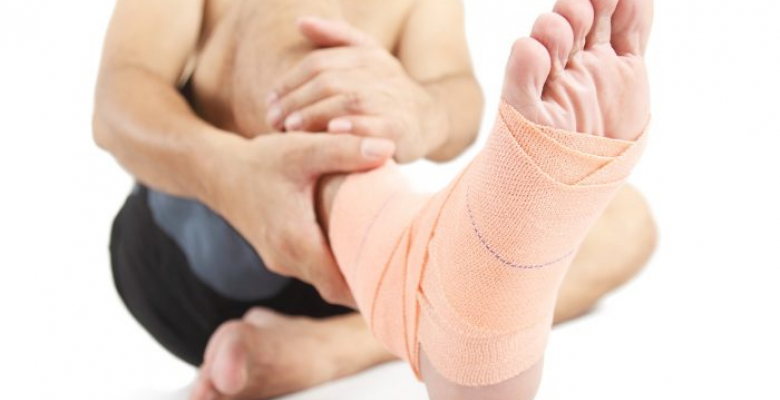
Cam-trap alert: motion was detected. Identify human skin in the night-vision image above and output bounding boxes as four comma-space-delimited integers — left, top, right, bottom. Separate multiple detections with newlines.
193, 0, 657, 397
312, 0, 656, 398
93, 0, 483, 307
96, 0, 660, 398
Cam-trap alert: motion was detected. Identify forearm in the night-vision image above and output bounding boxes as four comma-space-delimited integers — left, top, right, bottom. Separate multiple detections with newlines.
423, 72, 484, 162
93, 66, 241, 204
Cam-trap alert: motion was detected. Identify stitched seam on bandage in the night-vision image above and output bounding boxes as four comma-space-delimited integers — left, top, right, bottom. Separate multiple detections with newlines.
466, 184, 577, 270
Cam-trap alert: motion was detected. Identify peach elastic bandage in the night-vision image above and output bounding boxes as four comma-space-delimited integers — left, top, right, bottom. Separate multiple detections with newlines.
329, 100, 648, 386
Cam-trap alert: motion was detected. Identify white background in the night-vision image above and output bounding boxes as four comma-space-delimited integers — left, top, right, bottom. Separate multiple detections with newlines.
1, 0, 779, 399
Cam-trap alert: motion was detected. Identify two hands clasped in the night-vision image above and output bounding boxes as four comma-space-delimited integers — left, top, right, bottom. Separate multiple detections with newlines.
210, 17, 447, 306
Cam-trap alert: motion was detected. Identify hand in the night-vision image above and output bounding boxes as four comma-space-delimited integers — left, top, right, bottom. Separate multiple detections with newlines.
265, 17, 448, 164
207, 132, 395, 307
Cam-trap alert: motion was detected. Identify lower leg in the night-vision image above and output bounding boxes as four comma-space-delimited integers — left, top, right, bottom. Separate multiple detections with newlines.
320, 179, 658, 327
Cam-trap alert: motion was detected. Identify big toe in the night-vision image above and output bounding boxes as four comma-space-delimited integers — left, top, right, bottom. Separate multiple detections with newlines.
611, 0, 654, 55
210, 322, 251, 396
502, 37, 551, 119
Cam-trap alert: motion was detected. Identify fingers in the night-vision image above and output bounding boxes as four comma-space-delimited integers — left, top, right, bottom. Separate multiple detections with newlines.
259, 204, 358, 308
297, 16, 377, 48
283, 91, 372, 132
289, 133, 395, 175
268, 70, 348, 130
298, 232, 356, 307
328, 115, 397, 138
267, 47, 364, 106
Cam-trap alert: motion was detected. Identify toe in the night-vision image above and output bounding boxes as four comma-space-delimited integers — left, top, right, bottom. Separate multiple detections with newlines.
585, 0, 619, 48
531, 13, 575, 75
611, 0, 654, 55
243, 307, 284, 327
553, 0, 594, 54
190, 372, 220, 400
503, 37, 551, 110
211, 323, 250, 396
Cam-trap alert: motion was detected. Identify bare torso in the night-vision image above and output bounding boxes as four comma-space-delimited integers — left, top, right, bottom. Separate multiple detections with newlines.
189, 0, 415, 138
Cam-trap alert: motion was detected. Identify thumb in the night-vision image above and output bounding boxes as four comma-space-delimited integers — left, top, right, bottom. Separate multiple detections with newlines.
294, 133, 395, 176
297, 16, 377, 47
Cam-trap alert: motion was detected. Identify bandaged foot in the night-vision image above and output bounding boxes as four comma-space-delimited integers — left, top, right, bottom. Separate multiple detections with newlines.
329, 0, 653, 387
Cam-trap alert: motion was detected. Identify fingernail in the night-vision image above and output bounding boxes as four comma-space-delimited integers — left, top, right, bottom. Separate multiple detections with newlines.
361, 138, 395, 159
266, 91, 278, 106
285, 113, 303, 131
267, 105, 282, 126
329, 119, 352, 133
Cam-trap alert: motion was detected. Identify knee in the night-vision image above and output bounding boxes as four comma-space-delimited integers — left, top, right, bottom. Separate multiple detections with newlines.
572, 185, 658, 292
610, 185, 658, 272
590, 185, 658, 289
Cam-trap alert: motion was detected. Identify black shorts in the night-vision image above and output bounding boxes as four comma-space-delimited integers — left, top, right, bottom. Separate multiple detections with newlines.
109, 186, 352, 366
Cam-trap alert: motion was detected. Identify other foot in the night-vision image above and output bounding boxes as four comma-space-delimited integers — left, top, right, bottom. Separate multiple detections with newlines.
189, 308, 393, 400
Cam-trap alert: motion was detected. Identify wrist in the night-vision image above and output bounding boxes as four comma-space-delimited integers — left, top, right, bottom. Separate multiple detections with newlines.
190, 128, 247, 212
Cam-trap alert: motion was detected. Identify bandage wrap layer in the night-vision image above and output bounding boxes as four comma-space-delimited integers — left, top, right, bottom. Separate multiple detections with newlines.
330, 101, 647, 386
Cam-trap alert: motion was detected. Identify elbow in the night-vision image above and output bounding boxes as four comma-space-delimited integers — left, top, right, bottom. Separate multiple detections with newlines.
91, 77, 117, 153
92, 110, 111, 151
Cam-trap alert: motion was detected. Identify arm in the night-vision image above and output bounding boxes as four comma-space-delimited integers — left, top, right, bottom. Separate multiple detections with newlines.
93, 0, 232, 202
93, 0, 395, 306
395, 0, 484, 162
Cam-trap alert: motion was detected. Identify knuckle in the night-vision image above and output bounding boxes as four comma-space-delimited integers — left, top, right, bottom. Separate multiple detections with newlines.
279, 143, 304, 169
305, 53, 327, 73
316, 74, 339, 96
300, 138, 320, 161
296, 109, 311, 127
344, 91, 365, 113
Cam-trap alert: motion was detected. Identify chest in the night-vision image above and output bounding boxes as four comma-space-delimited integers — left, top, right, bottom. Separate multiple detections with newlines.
202, 0, 413, 51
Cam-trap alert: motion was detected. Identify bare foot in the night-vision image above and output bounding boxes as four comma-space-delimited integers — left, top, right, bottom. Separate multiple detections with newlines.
189, 308, 394, 400
503, 0, 653, 140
